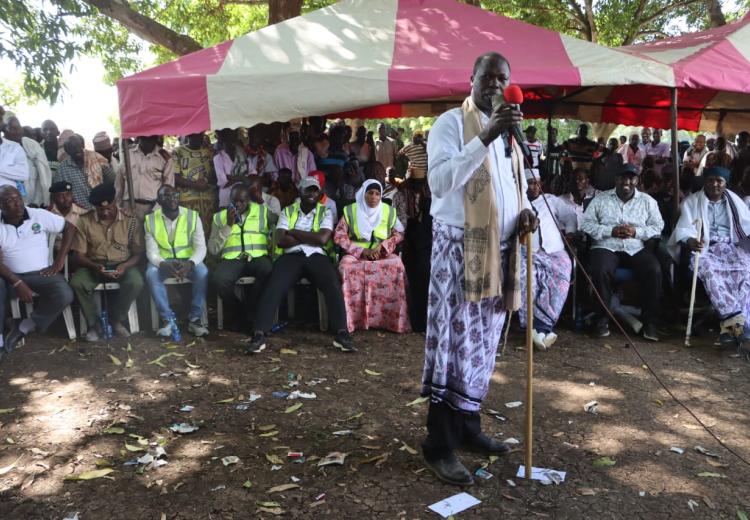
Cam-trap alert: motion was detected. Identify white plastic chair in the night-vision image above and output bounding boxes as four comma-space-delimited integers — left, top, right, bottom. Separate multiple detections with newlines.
5, 233, 77, 342
9, 293, 77, 341
78, 283, 140, 335
149, 277, 209, 331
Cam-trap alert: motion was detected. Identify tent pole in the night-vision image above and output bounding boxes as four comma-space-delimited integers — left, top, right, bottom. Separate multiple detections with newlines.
670, 88, 680, 223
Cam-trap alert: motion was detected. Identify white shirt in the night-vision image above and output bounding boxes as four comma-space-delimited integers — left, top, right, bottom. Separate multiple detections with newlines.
644, 141, 671, 159
0, 208, 65, 273
428, 108, 530, 241
20, 137, 52, 207
145, 207, 207, 267
528, 194, 577, 254
581, 189, 664, 256
523, 139, 544, 169
277, 204, 333, 257
261, 192, 282, 216
0, 138, 29, 187
248, 152, 278, 182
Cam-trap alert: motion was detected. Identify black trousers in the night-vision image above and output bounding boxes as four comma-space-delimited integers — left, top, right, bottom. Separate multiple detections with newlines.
422, 401, 483, 462
211, 256, 273, 324
255, 252, 347, 334
588, 247, 662, 326
403, 242, 431, 332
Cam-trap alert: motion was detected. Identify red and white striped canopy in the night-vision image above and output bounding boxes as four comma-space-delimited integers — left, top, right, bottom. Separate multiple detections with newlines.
520, 15, 750, 133
117, 0, 674, 137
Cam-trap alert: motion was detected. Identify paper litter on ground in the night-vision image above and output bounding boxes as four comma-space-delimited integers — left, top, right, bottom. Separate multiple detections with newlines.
505, 401, 523, 408
516, 465, 567, 485
428, 492, 481, 518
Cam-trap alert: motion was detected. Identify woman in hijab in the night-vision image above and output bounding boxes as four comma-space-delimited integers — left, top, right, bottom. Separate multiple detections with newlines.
333, 179, 410, 333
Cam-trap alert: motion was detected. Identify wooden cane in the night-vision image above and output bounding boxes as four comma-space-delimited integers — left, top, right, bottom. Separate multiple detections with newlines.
524, 232, 534, 479
685, 219, 703, 347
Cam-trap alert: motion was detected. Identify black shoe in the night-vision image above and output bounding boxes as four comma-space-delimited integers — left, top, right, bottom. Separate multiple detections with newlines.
642, 323, 659, 342
595, 322, 610, 338
464, 434, 512, 456
424, 452, 474, 486
4, 325, 25, 353
0, 346, 6, 363
244, 332, 267, 354
333, 331, 357, 353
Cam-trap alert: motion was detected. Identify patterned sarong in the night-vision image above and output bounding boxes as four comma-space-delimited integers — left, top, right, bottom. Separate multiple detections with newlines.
519, 249, 572, 333
421, 221, 508, 413
695, 240, 750, 322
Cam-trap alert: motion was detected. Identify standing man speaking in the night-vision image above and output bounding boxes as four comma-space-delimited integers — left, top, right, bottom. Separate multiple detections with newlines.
420, 52, 537, 486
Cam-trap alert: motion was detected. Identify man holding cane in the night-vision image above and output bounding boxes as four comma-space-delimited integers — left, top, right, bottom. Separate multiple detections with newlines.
420, 52, 537, 486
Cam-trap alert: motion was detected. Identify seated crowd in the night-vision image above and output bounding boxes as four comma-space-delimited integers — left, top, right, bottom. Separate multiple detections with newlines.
521, 123, 750, 359
0, 101, 748, 361
0, 107, 433, 361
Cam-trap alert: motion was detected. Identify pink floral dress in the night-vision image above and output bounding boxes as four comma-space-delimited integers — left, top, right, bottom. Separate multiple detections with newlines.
333, 218, 411, 333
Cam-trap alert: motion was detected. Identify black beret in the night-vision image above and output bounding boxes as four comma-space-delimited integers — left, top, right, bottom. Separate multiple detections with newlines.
88, 183, 116, 207
49, 181, 72, 193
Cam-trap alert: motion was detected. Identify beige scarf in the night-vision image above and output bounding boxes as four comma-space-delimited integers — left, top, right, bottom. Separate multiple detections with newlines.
462, 96, 523, 309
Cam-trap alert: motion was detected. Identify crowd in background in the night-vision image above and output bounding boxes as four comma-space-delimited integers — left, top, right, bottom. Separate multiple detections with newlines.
0, 100, 748, 359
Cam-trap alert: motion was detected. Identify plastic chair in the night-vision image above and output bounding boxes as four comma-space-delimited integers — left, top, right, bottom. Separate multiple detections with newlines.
287, 278, 328, 332
216, 276, 257, 330
78, 283, 140, 335
150, 277, 208, 331
9, 293, 77, 341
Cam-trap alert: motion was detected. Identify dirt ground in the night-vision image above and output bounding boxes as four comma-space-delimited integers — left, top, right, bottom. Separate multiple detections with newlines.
1, 314, 749, 520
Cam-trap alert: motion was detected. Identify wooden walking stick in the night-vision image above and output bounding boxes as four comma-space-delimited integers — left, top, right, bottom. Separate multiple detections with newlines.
524, 232, 534, 479
685, 219, 703, 347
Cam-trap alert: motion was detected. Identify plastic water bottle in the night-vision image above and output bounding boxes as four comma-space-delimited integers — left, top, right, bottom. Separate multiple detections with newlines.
270, 321, 288, 333
99, 311, 113, 340
15, 181, 27, 198
169, 316, 182, 343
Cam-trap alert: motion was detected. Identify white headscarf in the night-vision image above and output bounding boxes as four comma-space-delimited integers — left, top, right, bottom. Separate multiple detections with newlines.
355, 179, 384, 240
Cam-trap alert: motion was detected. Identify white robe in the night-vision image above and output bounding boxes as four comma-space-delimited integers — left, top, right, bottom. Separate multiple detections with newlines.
668, 188, 750, 260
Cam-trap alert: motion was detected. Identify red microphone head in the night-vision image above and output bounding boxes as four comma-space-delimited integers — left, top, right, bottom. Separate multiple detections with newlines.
504, 84, 524, 105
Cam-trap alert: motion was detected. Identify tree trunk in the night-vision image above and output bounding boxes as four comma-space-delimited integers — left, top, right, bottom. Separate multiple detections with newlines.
268, 0, 304, 25
83, 0, 202, 56
705, 0, 726, 27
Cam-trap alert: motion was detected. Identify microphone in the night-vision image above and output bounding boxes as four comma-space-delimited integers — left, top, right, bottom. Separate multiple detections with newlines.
502, 84, 532, 165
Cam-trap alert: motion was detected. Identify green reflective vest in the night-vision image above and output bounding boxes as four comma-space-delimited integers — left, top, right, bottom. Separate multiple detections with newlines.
343, 202, 397, 250
145, 207, 198, 260
213, 203, 269, 259
275, 202, 334, 259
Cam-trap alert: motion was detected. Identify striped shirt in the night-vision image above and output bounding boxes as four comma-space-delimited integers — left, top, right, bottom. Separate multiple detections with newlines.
399, 142, 428, 170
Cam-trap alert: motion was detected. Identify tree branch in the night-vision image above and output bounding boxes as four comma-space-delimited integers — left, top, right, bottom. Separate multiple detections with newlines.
637, 0, 703, 27
81, 0, 202, 55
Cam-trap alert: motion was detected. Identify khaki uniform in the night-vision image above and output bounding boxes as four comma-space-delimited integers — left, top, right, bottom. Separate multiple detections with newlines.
70, 207, 145, 326
116, 145, 175, 221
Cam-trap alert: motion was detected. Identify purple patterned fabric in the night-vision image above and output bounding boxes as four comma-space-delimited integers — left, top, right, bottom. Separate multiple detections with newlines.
519, 249, 572, 332
421, 220, 507, 413
695, 240, 750, 321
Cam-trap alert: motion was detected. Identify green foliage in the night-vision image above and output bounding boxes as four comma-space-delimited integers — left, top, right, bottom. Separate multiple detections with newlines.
0, 0, 742, 105
0, 0, 92, 102
479, 0, 740, 45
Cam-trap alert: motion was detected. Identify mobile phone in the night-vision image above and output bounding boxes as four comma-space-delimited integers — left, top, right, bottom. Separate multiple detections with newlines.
102, 269, 118, 274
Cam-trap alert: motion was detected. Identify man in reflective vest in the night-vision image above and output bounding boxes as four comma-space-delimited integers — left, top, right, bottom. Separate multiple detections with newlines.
208, 183, 272, 330
246, 177, 355, 354
144, 185, 209, 337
